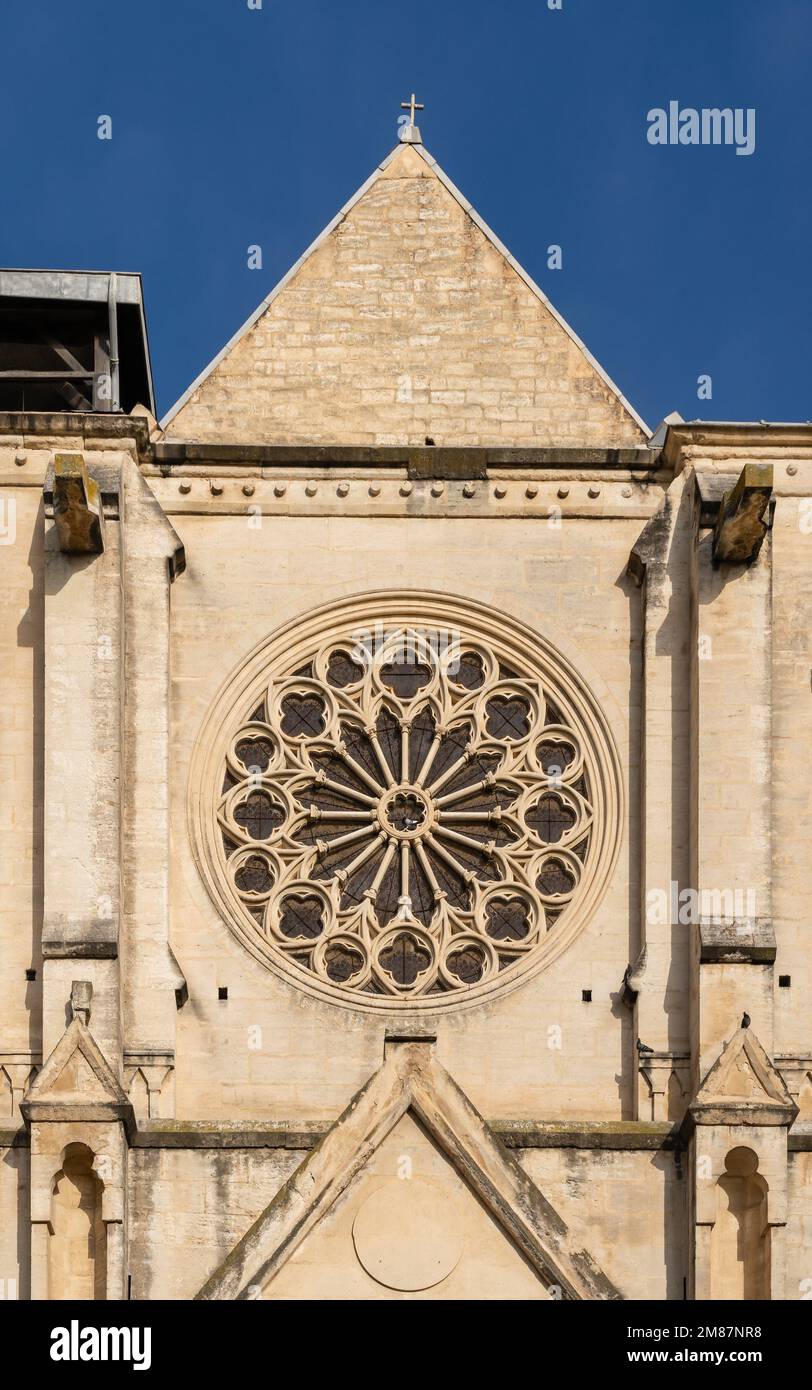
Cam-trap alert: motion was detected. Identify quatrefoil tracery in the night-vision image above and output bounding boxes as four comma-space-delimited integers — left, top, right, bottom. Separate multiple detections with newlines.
216, 626, 594, 999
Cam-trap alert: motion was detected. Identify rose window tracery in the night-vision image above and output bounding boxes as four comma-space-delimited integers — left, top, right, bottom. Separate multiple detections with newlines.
192, 592, 624, 1012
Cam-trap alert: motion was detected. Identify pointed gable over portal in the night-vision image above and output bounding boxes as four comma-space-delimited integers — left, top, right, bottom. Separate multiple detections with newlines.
195, 1041, 620, 1301
163, 140, 648, 447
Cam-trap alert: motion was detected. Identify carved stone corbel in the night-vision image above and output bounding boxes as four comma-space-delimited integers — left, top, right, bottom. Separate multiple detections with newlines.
712, 463, 773, 565
52, 453, 105, 553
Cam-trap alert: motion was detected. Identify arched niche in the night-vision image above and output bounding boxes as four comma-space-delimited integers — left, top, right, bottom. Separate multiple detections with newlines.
710, 1146, 770, 1300
48, 1142, 107, 1300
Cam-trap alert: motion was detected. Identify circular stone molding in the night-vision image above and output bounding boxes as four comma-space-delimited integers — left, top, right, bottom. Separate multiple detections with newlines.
188, 591, 623, 1013
352, 1178, 464, 1291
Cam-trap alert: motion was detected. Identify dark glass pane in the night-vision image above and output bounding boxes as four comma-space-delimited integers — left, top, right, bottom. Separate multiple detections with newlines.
376, 858, 401, 926
448, 818, 517, 847
325, 944, 363, 982
313, 837, 380, 882
426, 849, 470, 910
376, 706, 401, 780
297, 783, 360, 812
295, 818, 366, 847
280, 693, 326, 737
441, 840, 503, 882
537, 740, 574, 776
338, 721, 381, 784
485, 696, 530, 740
447, 946, 486, 984
340, 852, 381, 910
380, 659, 431, 699
446, 782, 516, 813
525, 794, 576, 843
426, 722, 471, 785
310, 751, 370, 795
234, 792, 285, 840
453, 651, 485, 689
327, 649, 364, 688
536, 860, 576, 896
279, 895, 324, 939
387, 791, 427, 833
234, 855, 274, 894
439, 751, 502, 797
379, 933, 431, 985
235, 735, 275, 772
408, 854, 435, 927
485, 897, 530, 941
408, 706, 436, 782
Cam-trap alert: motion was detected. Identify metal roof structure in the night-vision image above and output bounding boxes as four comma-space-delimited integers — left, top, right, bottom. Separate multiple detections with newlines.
0, 268, 155, 415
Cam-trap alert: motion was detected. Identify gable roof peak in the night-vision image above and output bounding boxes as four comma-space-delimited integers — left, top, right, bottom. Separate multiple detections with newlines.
196, 1040, 619, 1301
22, 1016, 131, 1122
162, 138, 648, 445
691, 1024, 797, 1127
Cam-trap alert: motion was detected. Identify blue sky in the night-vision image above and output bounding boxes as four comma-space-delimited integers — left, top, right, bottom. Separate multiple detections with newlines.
2, 0, 809, 429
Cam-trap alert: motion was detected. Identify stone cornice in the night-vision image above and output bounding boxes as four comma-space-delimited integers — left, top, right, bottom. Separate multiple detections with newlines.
663, 420, 812, 469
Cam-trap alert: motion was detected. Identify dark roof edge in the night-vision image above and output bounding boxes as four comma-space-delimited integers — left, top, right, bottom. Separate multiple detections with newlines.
151, 442, 657, 471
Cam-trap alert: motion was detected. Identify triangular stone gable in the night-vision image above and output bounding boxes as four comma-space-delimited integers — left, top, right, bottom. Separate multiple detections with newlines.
265, 1111, 549, 1299
691, 1026, 798, 1126
163, 141, 647, 448
24, 1017, 128, 1109
195, 1042, 620, 1301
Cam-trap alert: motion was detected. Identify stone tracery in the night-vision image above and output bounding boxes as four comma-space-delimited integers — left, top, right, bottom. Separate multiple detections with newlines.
198, 600, 621, 1007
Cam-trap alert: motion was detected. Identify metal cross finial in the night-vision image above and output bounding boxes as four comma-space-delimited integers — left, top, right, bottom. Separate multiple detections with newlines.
401, 92, 424, 126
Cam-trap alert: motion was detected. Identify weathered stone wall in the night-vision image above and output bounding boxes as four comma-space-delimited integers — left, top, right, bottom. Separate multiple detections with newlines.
0, 459, 45, 1064
786, 1150, 812, 1300
127, 1134, 679, 1300
164, 145, 646, 449
127, 1144, 301, 1300
3, 409, 812, 1300
519, 1145, 687, 1300
0, 1138, 29, 1298
165, 494, 658, 1123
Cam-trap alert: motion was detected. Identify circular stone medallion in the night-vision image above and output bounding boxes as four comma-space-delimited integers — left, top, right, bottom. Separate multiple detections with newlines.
352, 1178, 464, 1291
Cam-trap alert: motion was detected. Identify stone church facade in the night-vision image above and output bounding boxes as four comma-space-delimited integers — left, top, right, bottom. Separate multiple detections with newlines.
2, 125, 811, 1301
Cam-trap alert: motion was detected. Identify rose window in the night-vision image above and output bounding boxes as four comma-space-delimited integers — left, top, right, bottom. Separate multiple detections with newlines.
190, 595, 622, 1010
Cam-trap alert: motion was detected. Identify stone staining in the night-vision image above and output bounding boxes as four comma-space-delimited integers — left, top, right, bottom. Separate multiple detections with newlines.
213, 615, 595, 1002
48, 1144, 106, 1301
